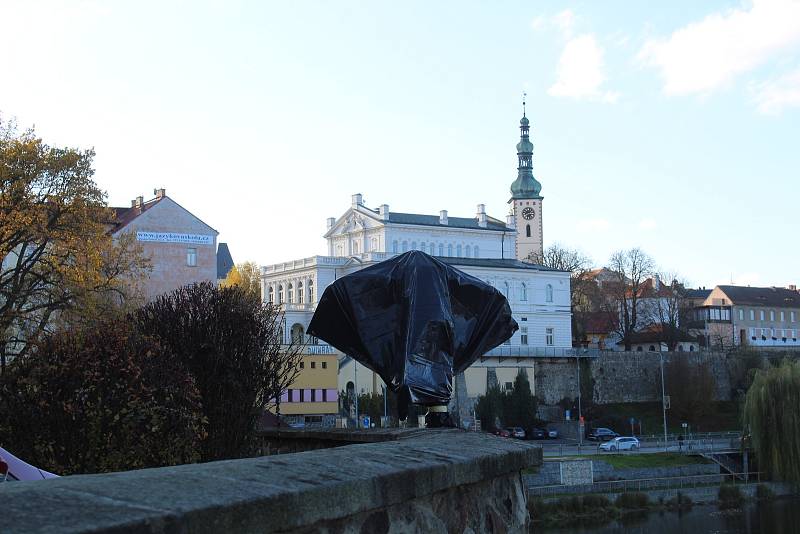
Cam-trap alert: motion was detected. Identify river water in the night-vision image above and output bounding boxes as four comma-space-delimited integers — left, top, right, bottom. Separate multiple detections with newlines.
540, 498, 800, 534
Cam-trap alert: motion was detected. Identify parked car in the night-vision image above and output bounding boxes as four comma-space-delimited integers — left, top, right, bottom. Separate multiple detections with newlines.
599, 436, 640, 452
494, 429, 511, 438
547, 428, 559, 439
527, 427, 547, 440
587, 428, 620, 441
506, 427, 526, 439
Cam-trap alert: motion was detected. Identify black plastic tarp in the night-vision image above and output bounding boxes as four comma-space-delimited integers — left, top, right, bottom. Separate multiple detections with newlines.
307, 251, 518, 413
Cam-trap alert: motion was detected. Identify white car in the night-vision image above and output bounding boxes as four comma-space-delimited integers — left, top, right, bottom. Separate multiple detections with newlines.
599, 436, 640, 452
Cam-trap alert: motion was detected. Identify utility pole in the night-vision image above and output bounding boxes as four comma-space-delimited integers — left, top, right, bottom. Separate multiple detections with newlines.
659, 352, 668, 451
576, 354, 583, 445
354, 359, 359, 424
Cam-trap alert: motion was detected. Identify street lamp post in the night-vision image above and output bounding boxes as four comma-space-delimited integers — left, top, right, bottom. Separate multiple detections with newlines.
659, 352, 668, 451
576, 354, 583, 445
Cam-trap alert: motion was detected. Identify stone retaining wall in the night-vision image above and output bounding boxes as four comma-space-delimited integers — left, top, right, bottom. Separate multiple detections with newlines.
2, 430, 542, 534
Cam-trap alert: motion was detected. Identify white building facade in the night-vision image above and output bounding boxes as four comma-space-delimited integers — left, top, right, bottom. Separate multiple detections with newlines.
262, 109, 574, 419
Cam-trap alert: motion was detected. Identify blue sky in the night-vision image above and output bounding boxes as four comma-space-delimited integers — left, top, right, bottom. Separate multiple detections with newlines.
1, 1, 798, 288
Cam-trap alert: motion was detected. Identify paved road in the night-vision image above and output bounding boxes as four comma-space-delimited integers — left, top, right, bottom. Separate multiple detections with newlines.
537, 437, 738, 457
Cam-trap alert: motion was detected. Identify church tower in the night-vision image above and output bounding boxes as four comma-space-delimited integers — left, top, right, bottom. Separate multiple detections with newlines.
509, 97, 543, 261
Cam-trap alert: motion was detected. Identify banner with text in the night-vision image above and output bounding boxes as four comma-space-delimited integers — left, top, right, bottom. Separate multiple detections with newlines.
136, 231, 213, 245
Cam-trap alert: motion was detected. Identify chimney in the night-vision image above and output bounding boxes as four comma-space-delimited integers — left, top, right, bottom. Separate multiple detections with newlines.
506, 214, 516, 228
154, 188, 166, 199
351, 193, 363, 208
326, 217, 335, 230
439, 210, 448, 225
789, 284, 797, 292
135, 196, 144, 209
477, 204, 487, 228
378, 204, 390, 220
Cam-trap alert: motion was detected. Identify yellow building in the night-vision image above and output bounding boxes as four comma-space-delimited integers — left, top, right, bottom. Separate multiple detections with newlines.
278, 352, 339, 426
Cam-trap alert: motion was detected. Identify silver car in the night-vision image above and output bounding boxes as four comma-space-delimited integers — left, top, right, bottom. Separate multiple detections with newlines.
599, 436, 640, 452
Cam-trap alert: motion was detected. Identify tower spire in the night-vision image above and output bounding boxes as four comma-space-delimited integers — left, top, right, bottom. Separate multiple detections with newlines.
509, 98, 542, 201
522, 91, 527, 118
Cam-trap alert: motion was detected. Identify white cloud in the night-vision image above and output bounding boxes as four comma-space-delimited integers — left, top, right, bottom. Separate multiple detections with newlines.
548, 34, 618, 102
553, 9, 575, 38
531, 15, 546, 31
751, 68, 800, 113
576, 217, 611, 232
639, 0, 800, 96
638, 218, 657, 230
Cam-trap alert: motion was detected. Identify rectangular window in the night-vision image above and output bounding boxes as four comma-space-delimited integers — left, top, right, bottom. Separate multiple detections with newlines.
310, 389, 316, 402
322, 389, 327, 402
770, 310, 775, 321
322, 361, 327, 369
187, 247, 197, 266
504, 382, 513, 391
781, 311, 785, 322
738, 309, 744, 321
546, 327, 554, 346
299, 362, 304, 369
310, 361, 316, 369
750, 309, 755, 321
792, 311, 797, 322
520, 327, 528, 345
760, 310, 765, 321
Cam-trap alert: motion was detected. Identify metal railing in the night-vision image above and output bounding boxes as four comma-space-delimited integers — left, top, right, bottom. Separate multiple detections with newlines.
527, 471, 764, 497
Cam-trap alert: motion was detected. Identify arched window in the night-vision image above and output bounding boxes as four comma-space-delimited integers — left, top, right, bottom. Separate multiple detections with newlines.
429, 243, 435, 255
465, 245, 471, 258
526, 224, 531, 237
438, 243, 444, 256
689, 345, 695, 352
474, 246, 479, 258
447, 244, 453, 256
649, 345, 656, 352
456, 244, 462, 257
546, 284, 553, 303
636, 346, 643, 352
278, 284, 284, 304
336, 244, 343, 256
291, 323, 305, 344
298, 281, 304, 304
521, 283, 527, 301
678, 345, 684, 352
308, 279, 314, 302
504, 281, 510, 298
392, 241, 398, 253
402, 241, 408, 252
268, 286, 274, 303
287, 283, 294, 303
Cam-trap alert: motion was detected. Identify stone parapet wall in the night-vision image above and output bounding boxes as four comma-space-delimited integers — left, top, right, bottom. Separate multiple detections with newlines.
3, 430, 542, 534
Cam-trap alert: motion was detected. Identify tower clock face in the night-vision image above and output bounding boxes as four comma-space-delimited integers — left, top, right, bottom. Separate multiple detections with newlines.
522, 207, 535, 220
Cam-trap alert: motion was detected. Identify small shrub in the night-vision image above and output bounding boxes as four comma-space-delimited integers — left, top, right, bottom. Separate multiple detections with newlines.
666, 491, 693, 510
718, 484, 745, 509
756, 484, 775, 501
615, 492, 650, 509
528, 497, 545, 518
582, 494, 612, 510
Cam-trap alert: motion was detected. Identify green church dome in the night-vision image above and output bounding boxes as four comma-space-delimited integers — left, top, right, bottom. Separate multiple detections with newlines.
510, 110, 542, 200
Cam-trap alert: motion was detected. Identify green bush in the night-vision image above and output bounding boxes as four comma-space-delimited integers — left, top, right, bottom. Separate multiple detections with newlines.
756, 484, 775, 501
718, 484, 745, 509
615, 492, 649, 509
0, 319, 204, 475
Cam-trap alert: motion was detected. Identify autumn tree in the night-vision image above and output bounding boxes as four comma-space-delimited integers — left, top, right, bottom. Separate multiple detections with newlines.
602, 248, 655, 351
651, 273, 689, 351
528, 243, 596, 344
135, 282, 302, 460
0, 318, 204, 474
664, 355, 716, 424
0, 119, 149, 371
221, 261, 262, 299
